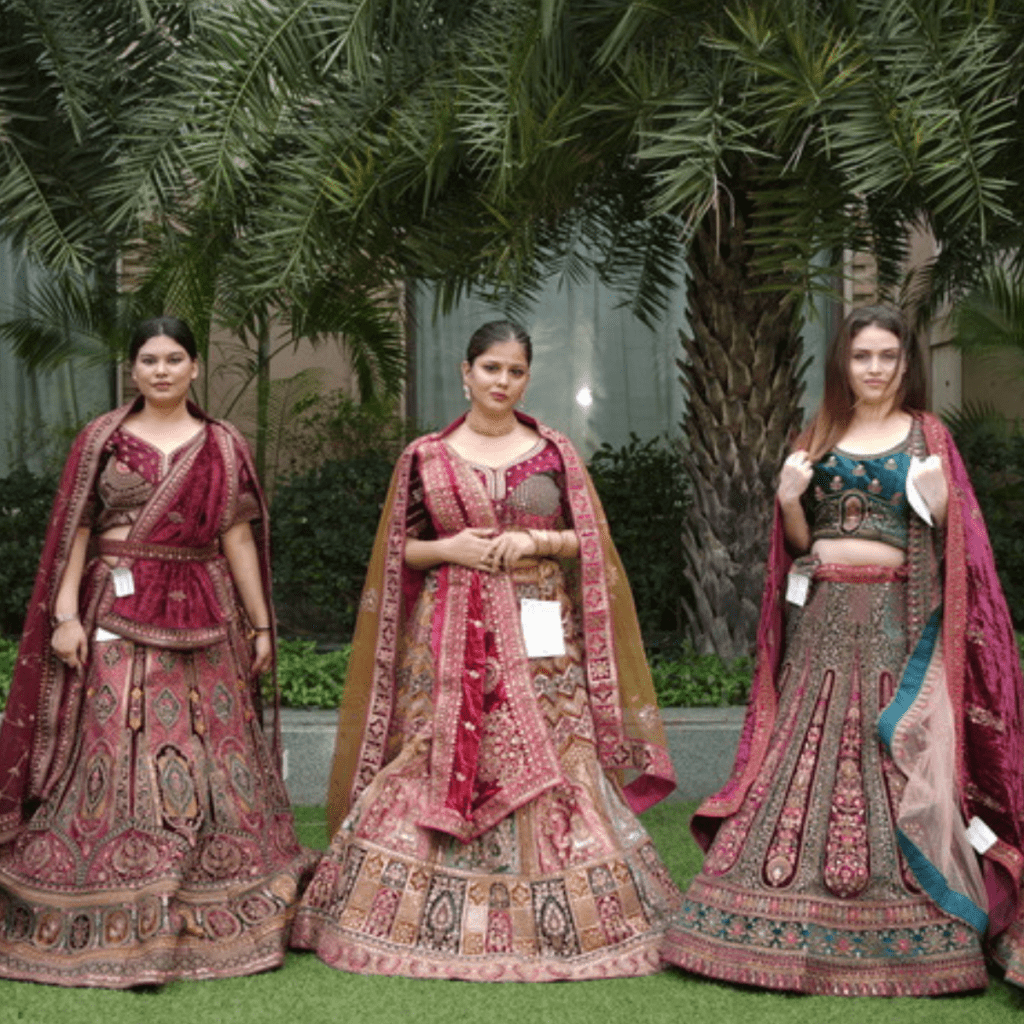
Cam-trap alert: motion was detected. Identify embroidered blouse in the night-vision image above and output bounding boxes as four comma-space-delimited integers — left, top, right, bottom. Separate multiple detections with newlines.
806, 431, 913, 551
406, 439, 570, 538
84, 426, 260, 533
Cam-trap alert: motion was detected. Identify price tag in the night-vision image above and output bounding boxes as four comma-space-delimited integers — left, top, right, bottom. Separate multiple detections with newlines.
786, 572, 810, 607
519, 598, 566, 658
906, 455, 940, 526
111, 566, 135, 598
966, 816, 998, 855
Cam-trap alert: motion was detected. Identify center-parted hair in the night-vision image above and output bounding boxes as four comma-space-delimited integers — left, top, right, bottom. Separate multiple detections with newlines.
798, 305, 926, 461
129, 316, 198, 363
465, 321, 532, 366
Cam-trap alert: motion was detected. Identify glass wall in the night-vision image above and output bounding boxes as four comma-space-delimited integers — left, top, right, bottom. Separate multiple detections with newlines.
0, 238, 114, 476
412, 276, 830, 457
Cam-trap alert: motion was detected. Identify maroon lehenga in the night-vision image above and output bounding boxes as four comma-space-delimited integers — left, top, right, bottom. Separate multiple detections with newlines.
0, 403, 314, 988
662, 413, 1024, 995
291, 417, 681, 980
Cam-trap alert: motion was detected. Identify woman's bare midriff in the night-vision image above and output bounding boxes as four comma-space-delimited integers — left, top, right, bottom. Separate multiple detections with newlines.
811, 537, 906, 568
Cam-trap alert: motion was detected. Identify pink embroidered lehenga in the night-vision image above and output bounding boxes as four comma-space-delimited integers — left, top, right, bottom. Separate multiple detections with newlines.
662, 413, 1024, 995
0, 402, 314, 988
291, 414, 681, 980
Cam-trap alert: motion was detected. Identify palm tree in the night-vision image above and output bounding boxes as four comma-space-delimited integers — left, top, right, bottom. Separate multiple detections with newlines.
6, 0, 1021, 655
578, 0, 1022, 655
107, 0, 1023, 656
0, 0, 406, 476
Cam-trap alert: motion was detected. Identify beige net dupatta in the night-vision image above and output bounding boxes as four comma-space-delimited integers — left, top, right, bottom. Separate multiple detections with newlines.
570, 462, 677, 812
878, 417, 989, 933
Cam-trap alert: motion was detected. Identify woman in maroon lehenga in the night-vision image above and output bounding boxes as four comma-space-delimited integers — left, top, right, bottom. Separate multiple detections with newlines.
291, 320, 681, 980
0, 317, 314, 987
663, 305, 1024, 995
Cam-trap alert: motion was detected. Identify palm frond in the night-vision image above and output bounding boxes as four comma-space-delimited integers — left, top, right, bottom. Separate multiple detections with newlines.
952, 264, 1024, 370
0, 271, 134, 370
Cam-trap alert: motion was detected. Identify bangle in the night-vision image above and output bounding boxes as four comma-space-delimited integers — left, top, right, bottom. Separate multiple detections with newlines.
252, 625, 272, 632
53, 612, 79, 626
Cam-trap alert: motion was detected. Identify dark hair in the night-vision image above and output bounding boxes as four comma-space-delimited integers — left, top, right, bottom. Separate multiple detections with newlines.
798, 304, 926, 460
129, 316, 198, 362
465, 320, 532, 366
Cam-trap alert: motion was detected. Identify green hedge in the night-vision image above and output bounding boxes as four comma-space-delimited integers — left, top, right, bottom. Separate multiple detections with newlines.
3, 634, 1023, 712
271, 639, 349, 708
0, 468, 57, 636
0, 634, 746, 710
268, 433, 690, 643
270, 452, 395, 641
650, 645, 752, 707
588, 434, 690, 635
0, 636, 351, 712
0, 637, 14, 710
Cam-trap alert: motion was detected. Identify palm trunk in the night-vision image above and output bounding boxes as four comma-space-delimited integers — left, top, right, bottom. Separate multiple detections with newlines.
679, 176, 806, 659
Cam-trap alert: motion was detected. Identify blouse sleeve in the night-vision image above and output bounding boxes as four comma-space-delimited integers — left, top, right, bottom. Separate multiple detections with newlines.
556, 467, 573, 527
406, 454, 435, 539
231, 451, 263, 525
81, 440, 116, 532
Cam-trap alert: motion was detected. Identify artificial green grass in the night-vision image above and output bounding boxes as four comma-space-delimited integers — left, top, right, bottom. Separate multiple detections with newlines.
2, 802, 1023, 1024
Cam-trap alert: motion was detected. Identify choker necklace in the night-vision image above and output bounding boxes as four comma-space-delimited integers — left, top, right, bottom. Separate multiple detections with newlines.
465, 413, 517, 438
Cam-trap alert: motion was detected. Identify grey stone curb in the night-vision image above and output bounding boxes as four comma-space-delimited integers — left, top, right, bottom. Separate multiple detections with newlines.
278, 705, 746, 807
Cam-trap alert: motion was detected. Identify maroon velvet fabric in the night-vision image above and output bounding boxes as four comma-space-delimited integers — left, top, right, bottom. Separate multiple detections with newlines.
937, 422, 1024, 849
690, 511, 789, 852
445, 573, 487, 818
106, 432, 230, 632
0, 411, 112, 840
924, 416, 1024, 934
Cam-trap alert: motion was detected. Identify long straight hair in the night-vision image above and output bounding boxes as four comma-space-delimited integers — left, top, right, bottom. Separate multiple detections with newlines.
796, 305, 926, 460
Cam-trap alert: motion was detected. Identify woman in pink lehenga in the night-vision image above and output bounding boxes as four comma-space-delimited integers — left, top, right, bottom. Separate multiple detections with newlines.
663, 305, 1024, 995
291, 320, 681, 980
0, 317, 314, 987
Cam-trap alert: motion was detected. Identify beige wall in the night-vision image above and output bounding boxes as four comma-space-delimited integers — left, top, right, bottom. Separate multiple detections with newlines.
963, 348, 1024, 419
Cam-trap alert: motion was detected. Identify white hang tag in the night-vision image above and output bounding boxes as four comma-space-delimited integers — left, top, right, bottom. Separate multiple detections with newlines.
94, 626, 121, 642
905, 455, 939, 526
966, 816, 998, 855
519, 598, 566, 658
110, 566, 136, 598
786, 572, 810, 607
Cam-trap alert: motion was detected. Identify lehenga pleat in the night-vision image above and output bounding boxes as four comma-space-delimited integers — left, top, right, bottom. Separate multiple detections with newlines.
662, 568, 988, 996
0, 633, 316, 988
291, 561, 681, 981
